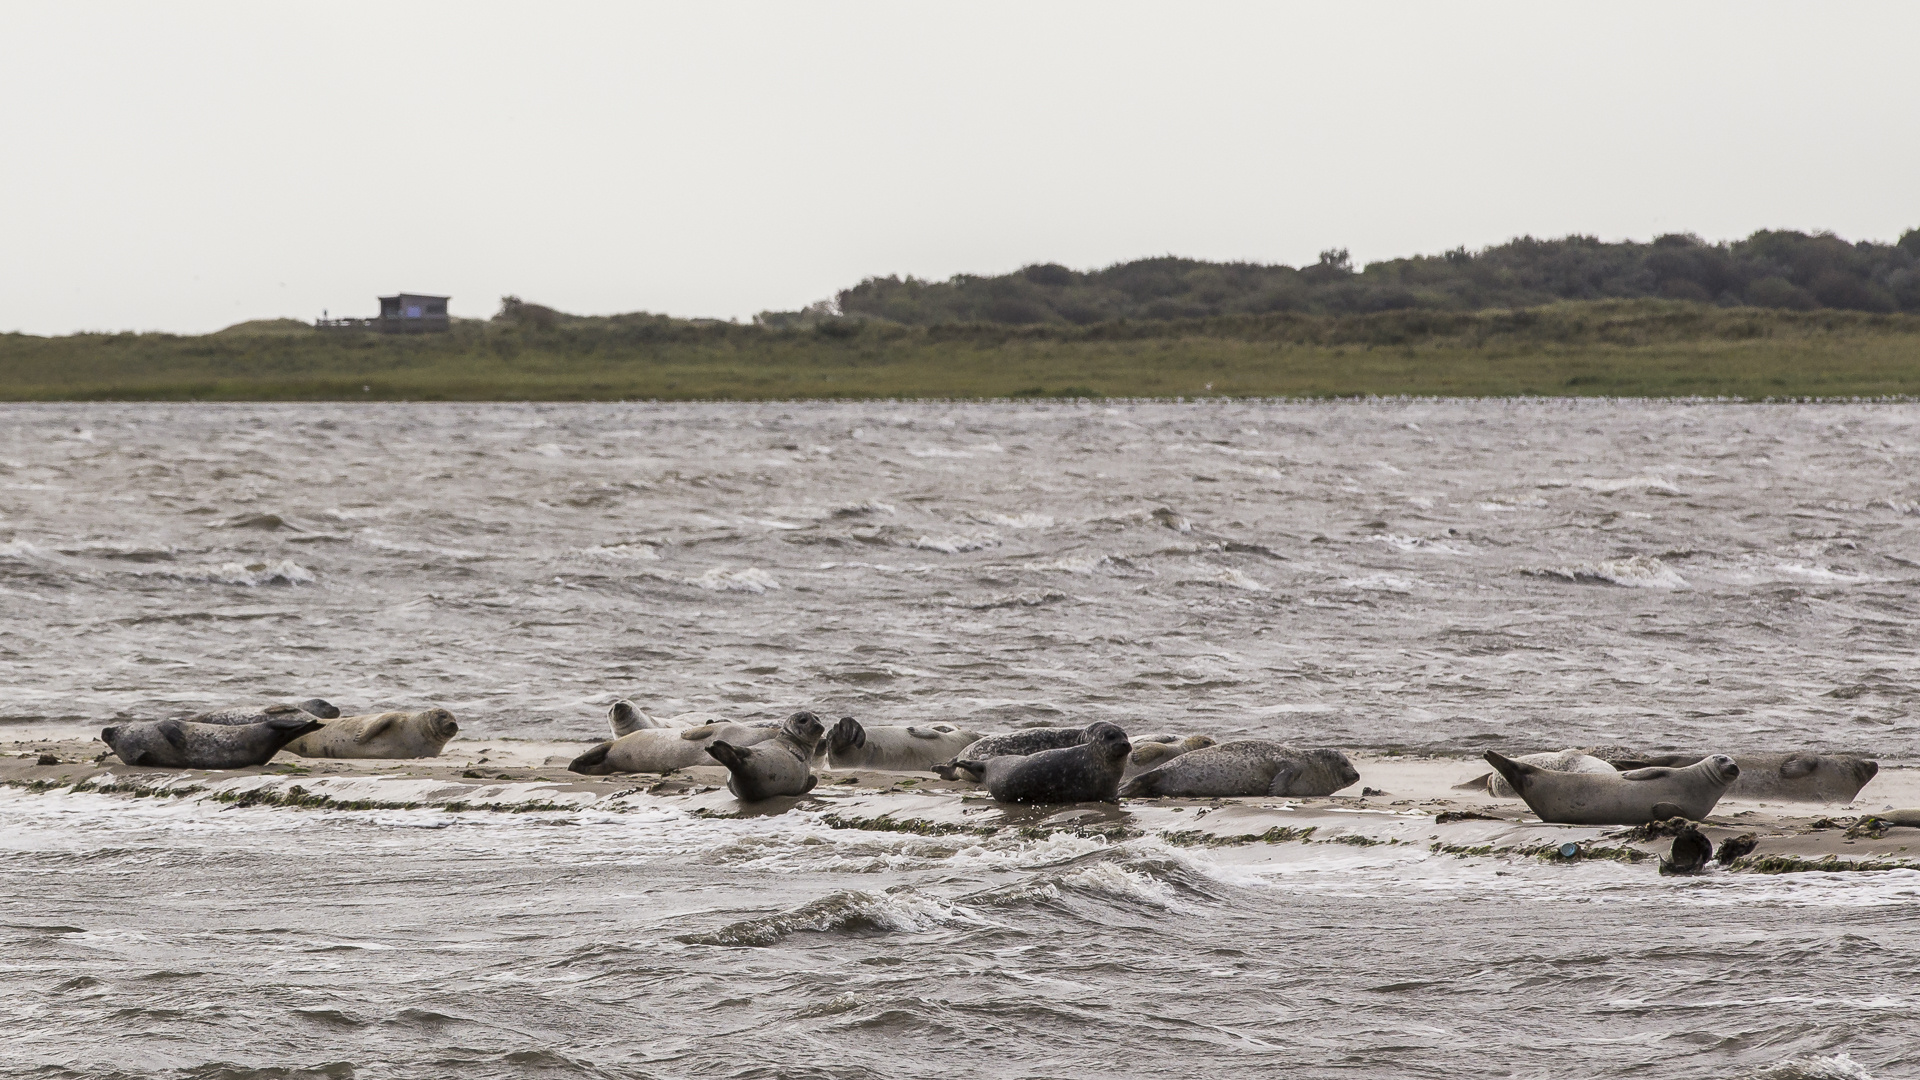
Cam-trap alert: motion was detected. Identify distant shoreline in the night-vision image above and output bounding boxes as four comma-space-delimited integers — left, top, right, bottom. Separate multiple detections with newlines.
4, 300, 1918, 401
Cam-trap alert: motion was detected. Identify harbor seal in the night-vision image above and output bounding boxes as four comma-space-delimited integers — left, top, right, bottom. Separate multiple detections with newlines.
1454, 749, 1618, 798
1121, 735, 1217, 781
187, 699, 341, 725
933, 726, 1098, 781
568, 721, 776, 775
282, 708, 458, 759
101, 715, 323, 769
948, 721, 1132, 804
1606, 752, 1878, 804
823, 717, 982, 771
605, 700, 734, 737
1119, 741, 1359, 799
1485, 750, 1738, 825
705, 711, 826, 801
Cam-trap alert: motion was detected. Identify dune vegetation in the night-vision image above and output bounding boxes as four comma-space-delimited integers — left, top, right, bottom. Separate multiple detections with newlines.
4, 299, 1920, 401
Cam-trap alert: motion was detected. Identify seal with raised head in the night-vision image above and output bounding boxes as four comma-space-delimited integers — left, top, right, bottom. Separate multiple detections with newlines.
705, 711, 826, 801
101, 715, 323, 769
283, 708, 459, 759
1486, 750, 1738, 825
186, 699, 341, 725
823, 717, 982, 772
1121, 734, 1217, 782
1120, 741, 1359, 799
569, 721, 777, 775
1607, 752, 1877, 804
948, 721, 1132, 804
605, 700, 733, 738
1454, 749, 1617, 798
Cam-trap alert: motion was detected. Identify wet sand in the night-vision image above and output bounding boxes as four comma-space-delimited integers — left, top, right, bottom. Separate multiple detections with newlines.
11, 737, 1918, 873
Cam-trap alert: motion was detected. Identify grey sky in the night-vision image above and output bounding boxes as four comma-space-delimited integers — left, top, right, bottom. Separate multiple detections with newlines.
3, 1, 1915, 335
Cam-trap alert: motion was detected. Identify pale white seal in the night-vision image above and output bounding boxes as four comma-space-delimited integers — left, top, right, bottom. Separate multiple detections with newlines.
823, 717, 982, 771
1485, 750, 1738, 825
283, 708, 459, 759
1455, 749, 1617, 798
1607, 752, 1878, 804
568, 722, 777, 775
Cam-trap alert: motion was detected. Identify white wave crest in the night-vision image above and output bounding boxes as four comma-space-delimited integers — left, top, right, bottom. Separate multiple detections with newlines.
572, 543, 661, 561
1576, 476, 1681, 495
677, 888, 981, 946
1342, 573, 1417, 592
981, 512, 1054, 529
909, 533, 999, 553
160, 560, 316, 586
1535, 555, 1688, 589
1369, 533, 1468, 555
0, 540, 48, 559
689, 566, 780, 593
1746, 1053, 1874, 1080
1188, 566, 1268, 591
1058, 862, 1180, 908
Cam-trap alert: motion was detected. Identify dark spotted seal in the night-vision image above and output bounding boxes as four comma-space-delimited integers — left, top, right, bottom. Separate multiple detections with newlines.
186, 699, 340, 725
101, 715, 323, 769
1487, 751, 1738, 825
1120, 741, 1359, 798
933, 726, 1100, 781
948, 721, 1131, 804
706, 711, 826, 801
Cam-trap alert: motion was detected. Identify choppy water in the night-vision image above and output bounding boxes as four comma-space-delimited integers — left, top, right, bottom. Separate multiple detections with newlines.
4, 400, 1920, 1078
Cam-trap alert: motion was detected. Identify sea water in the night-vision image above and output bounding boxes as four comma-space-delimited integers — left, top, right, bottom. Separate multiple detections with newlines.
2, 400, 1916, 1078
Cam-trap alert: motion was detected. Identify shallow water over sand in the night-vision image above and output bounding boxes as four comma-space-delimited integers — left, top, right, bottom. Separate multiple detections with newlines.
3, 400, 1918, 1078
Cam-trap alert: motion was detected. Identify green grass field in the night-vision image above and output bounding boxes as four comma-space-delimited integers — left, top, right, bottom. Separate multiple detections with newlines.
4, 300, 1919, 401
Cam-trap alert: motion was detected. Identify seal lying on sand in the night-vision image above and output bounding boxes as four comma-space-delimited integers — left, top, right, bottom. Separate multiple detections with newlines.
1120, 742, 1359, 798
1607, 752, 1877, 804
933, 725, 1127, 781
1454, 749, 1617, 798
947, 721, 1132, 804
824, 717, 981, 771
101, 715, 323, 769
569, 721, 778, 775
283, 708, 458, 759
605, 700, 734, 738
706, 711, 826, 800
1121, 735, 1217, 781
187, 699, 341, 725
1486, 750, 1738, 825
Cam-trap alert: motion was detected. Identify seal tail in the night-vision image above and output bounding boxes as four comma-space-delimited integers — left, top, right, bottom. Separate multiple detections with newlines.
1482, 751, 1530, 795
1451, 772, 1494, 791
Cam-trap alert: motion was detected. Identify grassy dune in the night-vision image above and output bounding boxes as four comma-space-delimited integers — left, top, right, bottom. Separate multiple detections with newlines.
4, 300, 1919, 401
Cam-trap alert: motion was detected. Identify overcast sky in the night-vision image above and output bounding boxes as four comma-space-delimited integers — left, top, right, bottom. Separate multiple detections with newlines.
2, 1, 1916, 335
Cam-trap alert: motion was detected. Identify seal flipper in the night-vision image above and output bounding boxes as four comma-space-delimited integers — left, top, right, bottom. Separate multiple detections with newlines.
827, 716, 865, 754
1266, 763, 1302, 797
680, 727, 720, 742
801, 775, 817, 794
1451, 772, 1495, 792
568, 742, 614, 775
267, 714, 323, 733
705, 740, 747, 769
1779, 755, 1817, 779
941, 758, 987, 783
353, 713, 400, 743
1620, 767, 1677, 781
1649, 801, 1685, 820
158, 720, 189, 749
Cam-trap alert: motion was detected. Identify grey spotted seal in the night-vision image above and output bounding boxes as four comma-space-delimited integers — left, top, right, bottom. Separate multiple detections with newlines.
569, 721, 777, 775
706, 711, 826, 800
1607, 752, 1877, 804
1485, 750, 1738, 825
1120, 741, 1359, 798
1454, 749, 1617, 798
948, 721, 1132, 804
283, 708, 458, 759
823, 717, 982, 771
101, 715, 323, 769
186, 699, 341, 725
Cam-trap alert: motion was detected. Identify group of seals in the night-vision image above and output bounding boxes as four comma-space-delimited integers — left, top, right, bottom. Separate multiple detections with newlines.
949, 721, 1135, 804
1484, 751, 1740, 826
102, 698, 459, 769
1605, 752, 1878, 804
